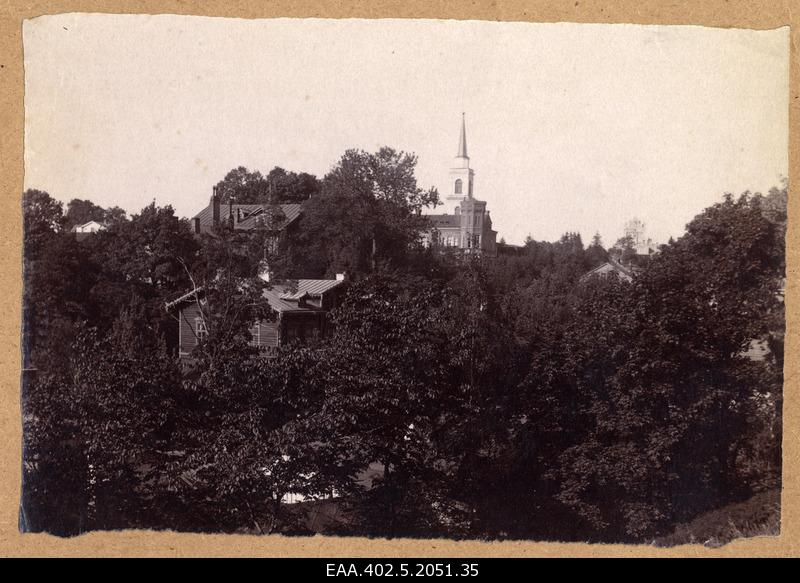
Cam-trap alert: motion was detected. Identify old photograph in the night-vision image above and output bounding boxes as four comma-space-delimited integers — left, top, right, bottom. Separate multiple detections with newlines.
20, 15, 788, 545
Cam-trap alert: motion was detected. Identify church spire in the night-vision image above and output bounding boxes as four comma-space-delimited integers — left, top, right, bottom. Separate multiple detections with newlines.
457, 112, 468, 159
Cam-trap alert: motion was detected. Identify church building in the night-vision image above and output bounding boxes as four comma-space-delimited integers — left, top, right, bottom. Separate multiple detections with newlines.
422, 114, 497, 255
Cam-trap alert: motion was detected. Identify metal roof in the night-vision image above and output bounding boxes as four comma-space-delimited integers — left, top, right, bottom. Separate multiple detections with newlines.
279, 279, 345, 300
264, 279, 345, 313
166, 279, 344, 314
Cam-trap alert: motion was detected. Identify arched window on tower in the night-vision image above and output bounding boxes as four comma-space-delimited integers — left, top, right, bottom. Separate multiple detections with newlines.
454, 179, 463, 194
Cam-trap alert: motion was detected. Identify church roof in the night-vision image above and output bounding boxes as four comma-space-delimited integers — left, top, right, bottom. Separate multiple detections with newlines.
427, 214, 460, 228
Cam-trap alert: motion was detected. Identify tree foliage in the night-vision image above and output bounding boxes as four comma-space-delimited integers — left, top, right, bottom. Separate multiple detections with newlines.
20, 171, 785, 542
286, 147, 439, 278
64, 198, 128, 230
213, 166, 321, 205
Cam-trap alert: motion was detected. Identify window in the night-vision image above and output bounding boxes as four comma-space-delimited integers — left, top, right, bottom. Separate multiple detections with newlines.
195, 318, 208, 344
454, 179, 463, 194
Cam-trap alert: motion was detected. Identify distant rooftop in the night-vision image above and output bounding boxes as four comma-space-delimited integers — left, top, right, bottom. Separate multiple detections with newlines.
192, 202, 302, 232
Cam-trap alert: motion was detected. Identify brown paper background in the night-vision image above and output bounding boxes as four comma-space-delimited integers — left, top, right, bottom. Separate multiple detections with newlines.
0, 0, 797, 557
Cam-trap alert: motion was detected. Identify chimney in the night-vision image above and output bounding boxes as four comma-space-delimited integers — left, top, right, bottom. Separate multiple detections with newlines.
211, 186, 220, 226
335, 272, 346, 281
193, 217, 201, 234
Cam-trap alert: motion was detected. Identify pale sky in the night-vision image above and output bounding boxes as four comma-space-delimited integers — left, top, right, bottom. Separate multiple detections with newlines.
23, 15, 788, 245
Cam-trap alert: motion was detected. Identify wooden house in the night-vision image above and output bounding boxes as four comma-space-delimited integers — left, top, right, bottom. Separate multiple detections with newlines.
189, 188, 302, 238
166, 276, 347, 361
70, 220, 106, 241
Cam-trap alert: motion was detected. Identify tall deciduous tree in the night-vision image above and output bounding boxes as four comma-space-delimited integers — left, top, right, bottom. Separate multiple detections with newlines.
22, 323, 186, 533
64, 198, 129, 230
101, 202, 198, 293
214, 166, 321, 204
290, 147, 439, 278
214, 166, 270, 204
266, 167, 321, 203
23, 189, 64, 259
507, 191, 785, 540
64, 199, 106, 230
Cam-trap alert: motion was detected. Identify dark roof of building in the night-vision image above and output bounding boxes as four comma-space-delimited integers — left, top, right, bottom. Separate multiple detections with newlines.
426, 214, 461, 228
192, 202, 302, 232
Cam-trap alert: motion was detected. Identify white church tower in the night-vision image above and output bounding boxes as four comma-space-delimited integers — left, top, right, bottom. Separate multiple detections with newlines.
422, 114, 498, 255
440, 113, 475, 215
